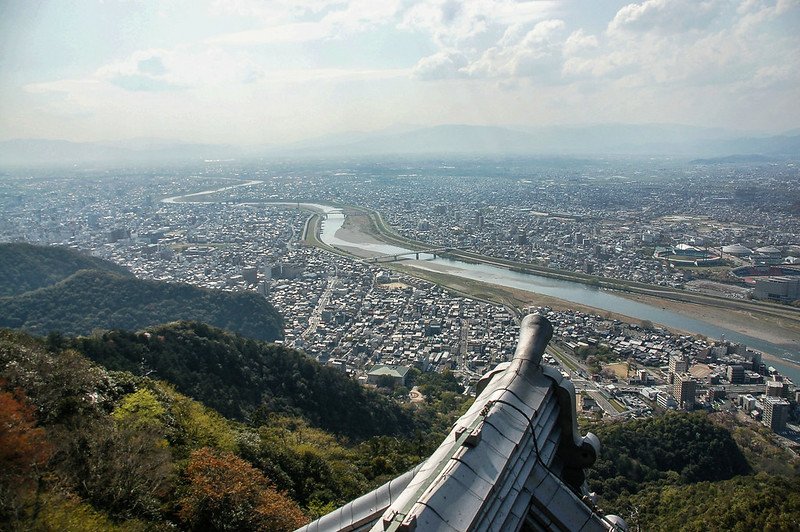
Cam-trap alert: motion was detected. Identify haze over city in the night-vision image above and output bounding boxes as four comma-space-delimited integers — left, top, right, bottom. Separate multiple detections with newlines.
1, 0, 799, 147
2, 1, 800, 531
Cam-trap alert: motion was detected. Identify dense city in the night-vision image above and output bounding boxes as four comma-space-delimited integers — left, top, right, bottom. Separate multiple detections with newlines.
1, 159, 798, 449
3, 0, 800, 528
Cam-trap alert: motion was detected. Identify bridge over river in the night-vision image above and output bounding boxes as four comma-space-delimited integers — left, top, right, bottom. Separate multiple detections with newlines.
364, 247, 453, 263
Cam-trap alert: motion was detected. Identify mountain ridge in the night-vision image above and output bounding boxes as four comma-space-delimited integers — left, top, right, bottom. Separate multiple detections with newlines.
0, 242, 132, 296
67, 320, 415, 437
3, 123, 799, 166
0, 244, 283, 340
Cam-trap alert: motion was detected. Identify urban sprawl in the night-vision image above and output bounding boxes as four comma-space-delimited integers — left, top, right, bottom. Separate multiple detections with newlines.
1, 159, 798, 446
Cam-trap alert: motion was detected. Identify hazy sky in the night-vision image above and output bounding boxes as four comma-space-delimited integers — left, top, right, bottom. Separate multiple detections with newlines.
1, 0, 798, 144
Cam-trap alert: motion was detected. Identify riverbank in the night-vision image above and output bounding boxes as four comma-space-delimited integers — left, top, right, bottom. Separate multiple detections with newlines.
334, 212, 388, 252
390, 262, 650, 321
339, 206, 800, 335
390, 258, 800, 375
320, 206, 800, 372
617, 291, 800, 371
332, 213, 674, 321
618, 292, 800, 348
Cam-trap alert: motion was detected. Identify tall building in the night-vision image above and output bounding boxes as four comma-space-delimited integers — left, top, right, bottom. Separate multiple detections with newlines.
727, 364, 745, 384
261, 257, 273, 280
763, 396, 790, 433
672, 373, 696, 410
765, 380, 785, 398
668, 355, 689, 384
241, 266, 258, 284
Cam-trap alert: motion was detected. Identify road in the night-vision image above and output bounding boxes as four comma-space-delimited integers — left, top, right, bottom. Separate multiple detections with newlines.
301, 275, 338, 341
547, 343, 626, 417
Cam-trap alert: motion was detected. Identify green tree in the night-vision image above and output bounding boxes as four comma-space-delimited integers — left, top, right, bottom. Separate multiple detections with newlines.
113, 388, 166, 432
52, 418, 172, 519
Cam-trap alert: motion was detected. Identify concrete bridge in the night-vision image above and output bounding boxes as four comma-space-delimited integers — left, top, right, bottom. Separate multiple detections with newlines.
365, 247, 453, 264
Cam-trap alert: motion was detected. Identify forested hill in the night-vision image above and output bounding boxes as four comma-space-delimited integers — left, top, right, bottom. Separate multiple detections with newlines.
2, 328, 800, 530
0, 268, 283, 341
0, 242, 131, 296
0, 328, 314, 530
587, 412, 800, 530
65, 321, 414, 439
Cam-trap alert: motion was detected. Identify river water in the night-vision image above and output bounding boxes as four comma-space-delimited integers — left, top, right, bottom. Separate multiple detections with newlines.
313, 206, 800, 382
160, 188, 800, 381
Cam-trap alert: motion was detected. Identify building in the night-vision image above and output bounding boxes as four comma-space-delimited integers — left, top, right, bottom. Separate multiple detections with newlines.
763, 396, 790, 433
657, 392, 677, 409
366, 364, 411, 387
744, 370, 763, 384
300, 315, 626, 531
727, 364, 745, 384
654, 244, 721, 266
722, 243, 752, 257
706, 386, 725, 402
241, 266, 258, 284
578, 393, 600, 414
753, 246, 783, 265
754, 276, 800, 302
765, 380, 785, 398
738, 394, 757, 412
271, 262, 304, 279
668, 355, 689, 383
673, 373, 696, 410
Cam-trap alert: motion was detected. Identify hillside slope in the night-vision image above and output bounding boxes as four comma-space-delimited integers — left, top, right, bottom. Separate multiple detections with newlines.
0, 242, 131, 296
67, 321, 414, 439
0, 269, 283, 341
1, 328, 799, 530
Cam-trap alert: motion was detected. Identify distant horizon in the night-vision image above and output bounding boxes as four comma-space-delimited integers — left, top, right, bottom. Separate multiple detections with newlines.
1, 1, 799, 145
3, 120, 798, 147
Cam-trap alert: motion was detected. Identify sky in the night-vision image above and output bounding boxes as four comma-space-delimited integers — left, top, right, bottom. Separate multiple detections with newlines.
0, 0, 798, 145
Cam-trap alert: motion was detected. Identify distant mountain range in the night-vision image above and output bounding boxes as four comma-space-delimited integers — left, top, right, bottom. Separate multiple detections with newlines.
1, 124, 799, 166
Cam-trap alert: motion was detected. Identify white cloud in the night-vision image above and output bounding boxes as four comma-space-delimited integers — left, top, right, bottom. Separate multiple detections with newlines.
412, 50, 469, 80
562, 0, 800, 89
208, 21, 335, 45
26, 43, 409, 105
399, 0, 556, 48
738, 63, 798, 90
7, 0, 800, 142
91, 47, 264, 91
563, 29, 598, 57
464, 19, 566, 79
608, 0, 724, 36
209, 0, 348, 21
399, 0, 488, 47
210, 0, 402, 45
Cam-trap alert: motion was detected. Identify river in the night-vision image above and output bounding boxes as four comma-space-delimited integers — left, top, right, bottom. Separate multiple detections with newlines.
313, 206, 800, 382
161, 190, 800, 382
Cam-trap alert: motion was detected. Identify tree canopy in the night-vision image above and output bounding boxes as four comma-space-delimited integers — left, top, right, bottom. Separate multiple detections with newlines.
1, 269, 282, 341
0, 242, 131, 297
69, 322, 414, 439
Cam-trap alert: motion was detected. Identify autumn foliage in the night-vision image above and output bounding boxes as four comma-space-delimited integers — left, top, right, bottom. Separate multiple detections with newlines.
0, 383, 52, 520
180, 447, 308, 531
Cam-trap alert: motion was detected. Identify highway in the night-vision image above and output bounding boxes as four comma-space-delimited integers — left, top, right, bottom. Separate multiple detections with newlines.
546, 342, 627, 417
